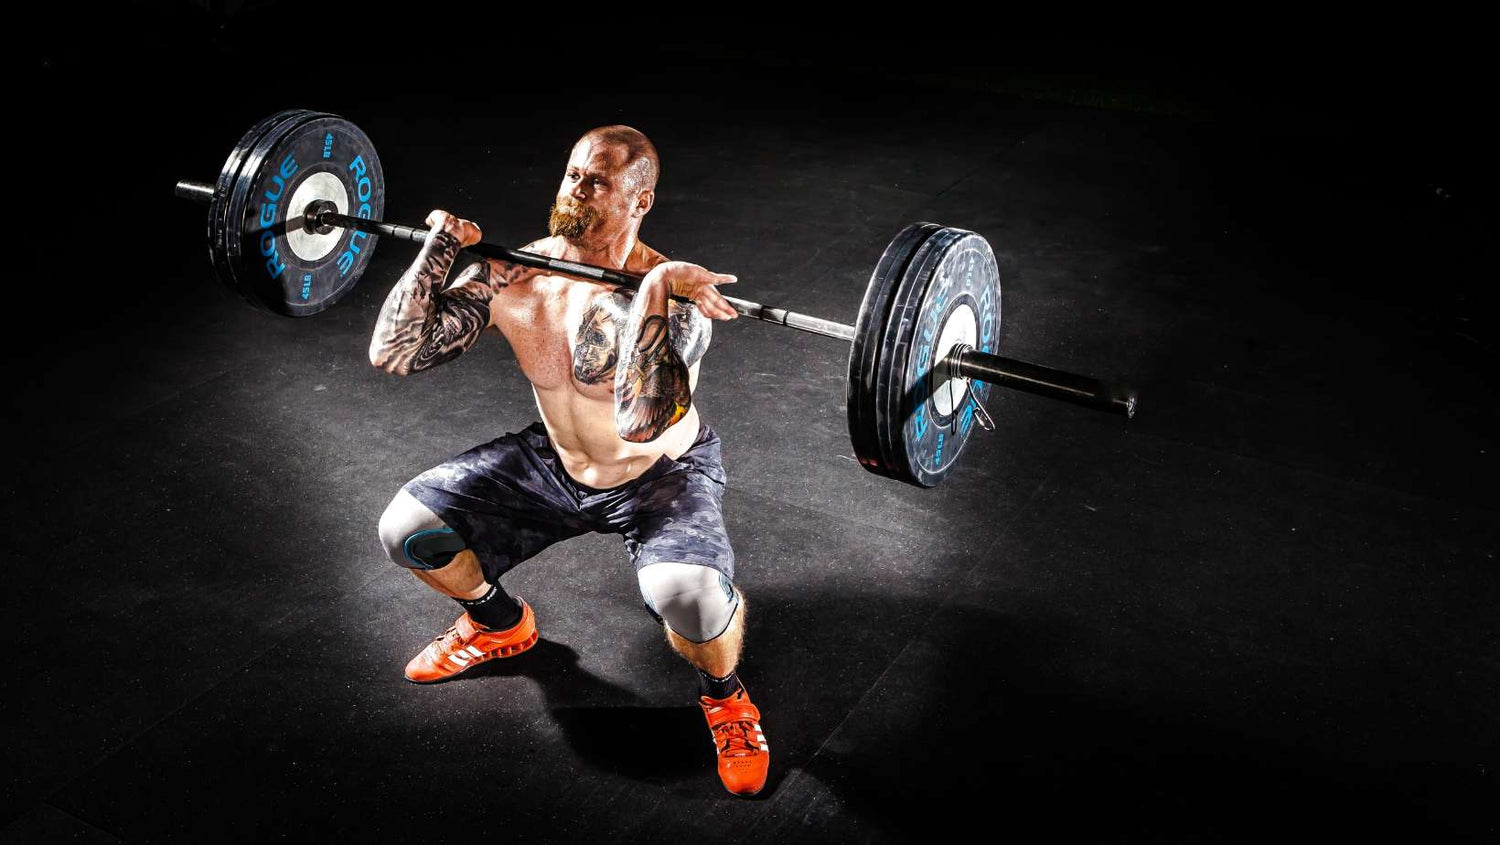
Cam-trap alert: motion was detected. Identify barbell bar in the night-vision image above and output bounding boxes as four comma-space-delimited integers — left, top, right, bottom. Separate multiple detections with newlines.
175, 109, 1138, 487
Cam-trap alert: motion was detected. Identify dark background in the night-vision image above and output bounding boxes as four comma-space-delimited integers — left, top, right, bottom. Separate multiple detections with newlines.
7, 3, 1495, 842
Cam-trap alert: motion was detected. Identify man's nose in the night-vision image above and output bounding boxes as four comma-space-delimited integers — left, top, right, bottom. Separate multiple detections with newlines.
570, 181, 589, 201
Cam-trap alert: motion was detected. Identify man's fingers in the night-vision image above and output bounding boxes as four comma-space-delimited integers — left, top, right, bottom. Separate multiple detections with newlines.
706, 288, 737, 320
707, 274, 738, 318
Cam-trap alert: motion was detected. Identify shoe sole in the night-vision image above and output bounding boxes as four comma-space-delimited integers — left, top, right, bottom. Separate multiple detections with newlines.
403, 628, 540, 685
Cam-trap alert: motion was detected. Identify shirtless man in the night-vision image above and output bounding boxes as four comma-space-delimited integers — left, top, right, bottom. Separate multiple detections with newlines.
369, 126, 768, 796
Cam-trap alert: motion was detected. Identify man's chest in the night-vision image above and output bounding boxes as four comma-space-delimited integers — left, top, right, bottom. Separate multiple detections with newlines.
493, 279, 630, 395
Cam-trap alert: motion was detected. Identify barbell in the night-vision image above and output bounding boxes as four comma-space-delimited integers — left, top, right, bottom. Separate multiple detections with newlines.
174, 109, 1138, 488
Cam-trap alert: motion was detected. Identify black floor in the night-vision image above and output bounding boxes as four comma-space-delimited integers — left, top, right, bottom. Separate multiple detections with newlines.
8, 10, 1495, 843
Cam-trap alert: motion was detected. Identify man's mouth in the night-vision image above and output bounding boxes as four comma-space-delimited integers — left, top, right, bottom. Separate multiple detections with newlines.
549, 199, 599, 238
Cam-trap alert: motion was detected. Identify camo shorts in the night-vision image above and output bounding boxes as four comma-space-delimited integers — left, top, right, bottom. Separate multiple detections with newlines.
401, 420, 733, 584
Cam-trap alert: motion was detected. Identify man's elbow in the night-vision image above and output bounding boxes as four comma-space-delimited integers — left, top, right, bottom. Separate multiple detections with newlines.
617, 425, 661, 444
368, 345, 410, 376
615, 411, 659, 442
615, 401, 690, 443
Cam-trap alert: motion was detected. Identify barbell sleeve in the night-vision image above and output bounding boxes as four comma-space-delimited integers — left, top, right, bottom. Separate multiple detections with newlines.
175, 180, 215, 203
948, 344, 1137, 419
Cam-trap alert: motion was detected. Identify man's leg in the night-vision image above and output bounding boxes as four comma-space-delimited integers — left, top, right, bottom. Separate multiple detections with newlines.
617, 423, 765, 794
638, 561, 767, 796
378, 488, 537, 682
408, 555, 483, 600
378, 488, 511, 606
663, 585, 747, 678
408, 551, 486, 599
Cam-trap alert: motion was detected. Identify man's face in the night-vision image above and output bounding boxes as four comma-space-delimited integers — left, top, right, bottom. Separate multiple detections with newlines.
549, 139, 650, 242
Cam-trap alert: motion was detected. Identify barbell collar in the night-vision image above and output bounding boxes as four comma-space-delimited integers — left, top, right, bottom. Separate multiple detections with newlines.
948, 344, 1137, 419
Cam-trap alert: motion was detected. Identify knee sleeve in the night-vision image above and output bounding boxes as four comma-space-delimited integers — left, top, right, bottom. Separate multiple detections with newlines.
637, 562, 740, 644
378, 489, 466, 571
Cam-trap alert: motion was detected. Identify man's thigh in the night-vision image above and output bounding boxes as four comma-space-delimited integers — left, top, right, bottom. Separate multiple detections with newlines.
400, 423, 590, 582
618, 467, 735, 580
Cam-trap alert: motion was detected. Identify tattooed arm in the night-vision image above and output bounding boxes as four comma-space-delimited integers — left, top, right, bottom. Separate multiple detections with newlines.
614, 262, 737, 442
614, 276, 691, 442
369, 210, 516, 376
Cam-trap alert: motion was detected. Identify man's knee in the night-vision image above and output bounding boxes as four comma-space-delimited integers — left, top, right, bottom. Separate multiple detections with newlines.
378, 488, 466, 570
637, 562, 740, 643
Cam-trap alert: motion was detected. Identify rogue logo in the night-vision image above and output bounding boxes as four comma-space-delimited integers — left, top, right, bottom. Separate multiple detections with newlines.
337, 153, 376, 277
256, 153, 299, 279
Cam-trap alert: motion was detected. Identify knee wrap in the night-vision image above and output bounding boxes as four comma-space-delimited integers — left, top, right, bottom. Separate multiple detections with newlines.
637, 562, 739, 644
379, 489, 466, 571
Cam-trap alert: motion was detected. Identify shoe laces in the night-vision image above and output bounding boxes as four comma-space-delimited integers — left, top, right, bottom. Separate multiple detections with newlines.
429, 622, 467, 655
710, 719, 762, 757
704, 695, 762, 757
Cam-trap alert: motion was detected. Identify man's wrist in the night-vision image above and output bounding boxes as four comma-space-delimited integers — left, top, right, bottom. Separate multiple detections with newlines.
638, 267, 674, 302
640, 264, 671, 288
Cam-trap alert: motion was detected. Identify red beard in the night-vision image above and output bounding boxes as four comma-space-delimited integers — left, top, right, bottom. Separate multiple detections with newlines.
548, 198, 600, 238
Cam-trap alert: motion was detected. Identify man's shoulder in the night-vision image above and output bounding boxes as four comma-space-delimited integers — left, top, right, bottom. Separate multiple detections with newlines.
634, 241, 670, 272
471, 237, 555, 291
520, 235, 560, 257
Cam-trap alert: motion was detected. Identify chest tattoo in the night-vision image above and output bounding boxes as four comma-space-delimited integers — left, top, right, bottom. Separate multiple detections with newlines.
571, 291, 712, 385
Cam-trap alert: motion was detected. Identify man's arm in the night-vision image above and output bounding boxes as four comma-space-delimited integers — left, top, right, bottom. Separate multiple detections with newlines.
614, 261, 737, 442
369, 211, 517, 376
614, 276, 692, 442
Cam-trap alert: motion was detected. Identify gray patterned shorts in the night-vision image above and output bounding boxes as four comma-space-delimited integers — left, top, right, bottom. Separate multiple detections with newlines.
401, 420, 734, 584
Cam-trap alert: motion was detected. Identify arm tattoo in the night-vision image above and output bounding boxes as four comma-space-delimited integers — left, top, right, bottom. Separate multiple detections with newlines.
369, 233, 516, 375
615, 312, 692, 442
611, 277, 710, 442
668, 303, 712, 367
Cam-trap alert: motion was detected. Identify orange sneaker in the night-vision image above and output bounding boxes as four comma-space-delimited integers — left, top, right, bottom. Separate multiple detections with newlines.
698, 684, 769, 796
404, 598, 539, 684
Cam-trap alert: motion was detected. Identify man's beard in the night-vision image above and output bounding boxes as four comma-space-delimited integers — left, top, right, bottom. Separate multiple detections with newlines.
548, 198, 600, 239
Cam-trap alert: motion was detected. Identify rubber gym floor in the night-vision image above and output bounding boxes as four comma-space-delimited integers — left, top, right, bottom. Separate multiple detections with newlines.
8, 9, 1493, 843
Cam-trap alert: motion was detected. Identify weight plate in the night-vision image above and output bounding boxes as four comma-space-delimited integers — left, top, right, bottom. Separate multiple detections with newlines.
846, 222, 941, 474
874, 227, 963, 483
896, 232, 1001, 487
207, 109, 314, 309
220, 110, 329, 313
223, 112, 384, 316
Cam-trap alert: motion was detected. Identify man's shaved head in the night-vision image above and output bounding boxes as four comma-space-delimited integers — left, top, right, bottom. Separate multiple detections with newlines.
549, 125, 661, 245
577, 125, 659, 194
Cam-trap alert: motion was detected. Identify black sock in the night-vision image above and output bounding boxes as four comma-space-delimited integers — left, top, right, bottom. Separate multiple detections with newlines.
457, 582, 524, 631
696, 667, 743, 700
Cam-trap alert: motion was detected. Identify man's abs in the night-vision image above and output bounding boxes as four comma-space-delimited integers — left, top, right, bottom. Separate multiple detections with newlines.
533, 386, 702, 489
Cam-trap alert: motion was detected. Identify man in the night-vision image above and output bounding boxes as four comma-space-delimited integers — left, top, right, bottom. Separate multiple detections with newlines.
370, 125, 768, 796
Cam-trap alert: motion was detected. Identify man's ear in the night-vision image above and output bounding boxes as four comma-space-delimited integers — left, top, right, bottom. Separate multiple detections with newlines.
634, 188, 655, 218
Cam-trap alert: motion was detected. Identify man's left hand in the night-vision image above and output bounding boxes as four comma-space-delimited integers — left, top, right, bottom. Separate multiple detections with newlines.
645, 261, 739, 321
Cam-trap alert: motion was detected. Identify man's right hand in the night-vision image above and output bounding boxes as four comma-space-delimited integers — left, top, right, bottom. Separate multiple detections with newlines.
426, 209, 483, 248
